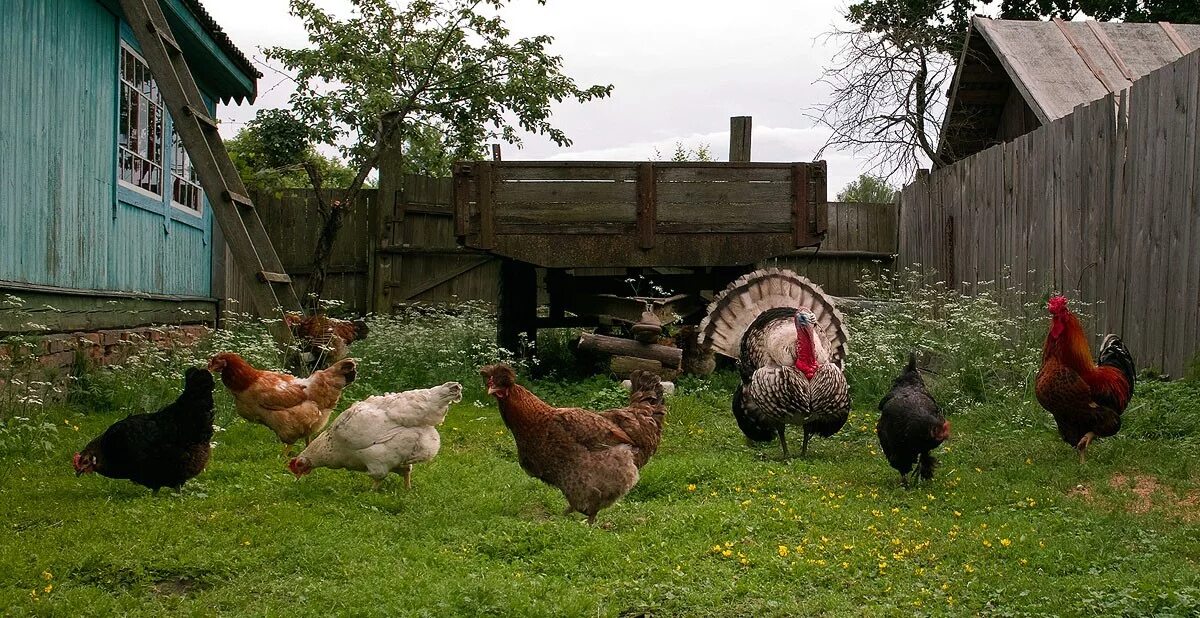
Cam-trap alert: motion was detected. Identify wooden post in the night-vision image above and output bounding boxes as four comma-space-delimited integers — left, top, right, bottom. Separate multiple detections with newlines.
636, 162, 657, 249
497, 259, 537, 356
729, 116, 752, 162
370, 112, 405, 314
477, 163, 496, 250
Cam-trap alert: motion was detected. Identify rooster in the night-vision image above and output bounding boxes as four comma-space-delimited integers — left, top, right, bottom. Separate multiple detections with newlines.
73, 367, 214, 493
877, 353, 951, 488
284, 312, 368, 369
289, 382, 463, 490
1035, 296, 1135, 462
208, 352, 357, 456
699, 268, 850, 457
480, 364, 644, 525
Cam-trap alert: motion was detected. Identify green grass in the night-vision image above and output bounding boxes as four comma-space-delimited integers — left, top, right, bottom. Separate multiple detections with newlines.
2, 370, 1199, 616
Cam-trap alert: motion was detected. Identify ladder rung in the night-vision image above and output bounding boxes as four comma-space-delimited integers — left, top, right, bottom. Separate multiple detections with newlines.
223, 190, 254, 209
146, 20, 182, 56
184, 105, 220, 132
257, 271, 292, 284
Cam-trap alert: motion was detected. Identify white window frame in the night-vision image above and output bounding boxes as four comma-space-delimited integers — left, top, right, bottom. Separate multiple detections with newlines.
169, 128, 203, 217
117, 43, 166, 199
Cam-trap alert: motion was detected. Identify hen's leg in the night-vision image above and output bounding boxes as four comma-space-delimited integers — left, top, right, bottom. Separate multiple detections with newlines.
402, 465, 413, 489
1076, 432, 1096, 463
778, 426, 790, 459
801, 430, 813, 457
563, 505, 575, 516
899, 472, 909, 489
585, 512, 598, 526
371, 477, 384, 492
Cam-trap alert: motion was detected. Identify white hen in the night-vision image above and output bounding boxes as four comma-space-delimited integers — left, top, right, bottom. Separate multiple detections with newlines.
287, 382, 463, 490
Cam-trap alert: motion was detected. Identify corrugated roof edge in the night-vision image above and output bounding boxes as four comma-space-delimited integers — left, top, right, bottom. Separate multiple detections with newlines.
177, 0, 262, 81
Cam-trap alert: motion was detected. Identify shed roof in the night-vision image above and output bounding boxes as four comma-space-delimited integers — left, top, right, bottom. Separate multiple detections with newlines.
176, 0, 261, 82
937, 17, 1200, 161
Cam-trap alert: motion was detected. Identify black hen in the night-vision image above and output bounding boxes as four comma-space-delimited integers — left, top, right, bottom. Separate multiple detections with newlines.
73, 367, 215, 493
877, 353, 950, 488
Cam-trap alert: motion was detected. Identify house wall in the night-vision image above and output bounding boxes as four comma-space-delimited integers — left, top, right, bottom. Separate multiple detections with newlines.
0, 0, 218, 333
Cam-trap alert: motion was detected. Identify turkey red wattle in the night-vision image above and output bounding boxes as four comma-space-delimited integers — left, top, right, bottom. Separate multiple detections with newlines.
794, 324, 819, 379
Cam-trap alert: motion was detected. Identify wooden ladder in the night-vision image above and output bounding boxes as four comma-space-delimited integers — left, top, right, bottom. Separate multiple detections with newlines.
119, 0, 299, 345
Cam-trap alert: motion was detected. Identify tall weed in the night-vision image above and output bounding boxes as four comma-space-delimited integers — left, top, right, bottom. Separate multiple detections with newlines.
845, 268, 1044, 411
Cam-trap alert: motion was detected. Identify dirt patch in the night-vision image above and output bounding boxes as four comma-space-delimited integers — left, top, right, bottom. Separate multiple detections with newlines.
1067, 484, 1092, 501
1109, 474, 1163, 514
1096, 473, 1200, 520
152, 575, 209, 597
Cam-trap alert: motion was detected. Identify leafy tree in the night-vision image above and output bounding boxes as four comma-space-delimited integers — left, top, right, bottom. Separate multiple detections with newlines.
227, 109, 359, 193
653, 141, 714, 162
812, 0, 1199, 183
837, 174, 898, 203
264, 0, 612, 311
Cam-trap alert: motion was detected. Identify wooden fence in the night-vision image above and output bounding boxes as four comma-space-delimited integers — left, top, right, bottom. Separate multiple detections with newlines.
764, 201, 897, 296
898, 49, 1200, 376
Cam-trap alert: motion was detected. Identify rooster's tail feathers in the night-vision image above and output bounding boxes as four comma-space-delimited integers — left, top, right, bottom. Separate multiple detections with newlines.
699, 268, 848, 364
1098, 335, 1135, 387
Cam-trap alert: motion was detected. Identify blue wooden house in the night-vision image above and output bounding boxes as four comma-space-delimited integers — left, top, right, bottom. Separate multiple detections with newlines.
0, 0, 258, 334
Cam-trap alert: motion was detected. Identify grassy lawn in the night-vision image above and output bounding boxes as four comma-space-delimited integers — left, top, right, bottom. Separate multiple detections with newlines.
2, 368, 1199, 616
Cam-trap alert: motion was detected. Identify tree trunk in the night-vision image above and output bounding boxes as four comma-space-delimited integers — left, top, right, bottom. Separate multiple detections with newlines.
306, 203, 348, 313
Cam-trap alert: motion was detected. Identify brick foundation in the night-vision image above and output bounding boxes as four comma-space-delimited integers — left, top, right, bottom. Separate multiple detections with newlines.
17, 324, 211, 370
0, 325, 211, 400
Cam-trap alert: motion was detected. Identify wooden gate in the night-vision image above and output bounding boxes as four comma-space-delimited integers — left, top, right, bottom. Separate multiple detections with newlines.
369, 174, 500, 312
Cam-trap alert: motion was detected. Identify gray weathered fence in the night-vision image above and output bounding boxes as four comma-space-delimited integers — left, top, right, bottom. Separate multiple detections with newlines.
898, 49, 1200, 375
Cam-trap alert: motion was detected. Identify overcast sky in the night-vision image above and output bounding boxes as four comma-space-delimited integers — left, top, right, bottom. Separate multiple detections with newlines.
204, 0, 874, 193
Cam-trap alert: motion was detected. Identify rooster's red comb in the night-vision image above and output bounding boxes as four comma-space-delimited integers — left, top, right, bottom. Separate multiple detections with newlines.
1048, 296, 1068, 314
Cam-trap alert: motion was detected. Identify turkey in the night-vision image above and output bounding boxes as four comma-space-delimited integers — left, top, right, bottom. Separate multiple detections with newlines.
699, 268, 850, 457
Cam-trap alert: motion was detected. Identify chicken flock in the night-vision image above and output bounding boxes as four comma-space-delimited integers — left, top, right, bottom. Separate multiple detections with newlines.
74, 268, 1136, 526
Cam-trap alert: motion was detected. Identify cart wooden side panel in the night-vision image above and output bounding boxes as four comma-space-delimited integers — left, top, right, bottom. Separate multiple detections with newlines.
453, 161, 827, 267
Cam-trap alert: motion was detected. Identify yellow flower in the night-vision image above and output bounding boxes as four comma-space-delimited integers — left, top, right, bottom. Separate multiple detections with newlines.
711, 544, 722, 552
243, 540, 251, 546
891, 507, 900, 514
1020, 558, 1028, 566
44, 584, 52, 594
982, 540, 992, 548
953, 511, 962, 517
1000, 538, 1012, 547
842, 561, 850, 569
964, 564, 975, 573
1025, 458, 1032, 465
41, 571, 52, 581
686, 484, 696, 492
722, 550, 733, 557
725, 541, 734, 547
778, 545, 790, 557
739, 558, 749, 565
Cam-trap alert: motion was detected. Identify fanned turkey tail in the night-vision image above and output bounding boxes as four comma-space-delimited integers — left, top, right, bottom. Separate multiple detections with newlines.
1097, 334, 1136, 390
698, 268, 849, 365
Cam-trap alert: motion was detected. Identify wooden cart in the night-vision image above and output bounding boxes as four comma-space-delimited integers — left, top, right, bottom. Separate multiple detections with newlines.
452, 160, 828, 353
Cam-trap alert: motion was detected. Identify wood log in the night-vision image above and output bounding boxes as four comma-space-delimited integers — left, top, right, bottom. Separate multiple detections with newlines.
577, 332, 683, 369
609, 355, 679, 380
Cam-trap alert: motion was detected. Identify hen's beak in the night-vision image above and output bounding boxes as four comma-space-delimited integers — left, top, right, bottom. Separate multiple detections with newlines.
487, 386, 502, 396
